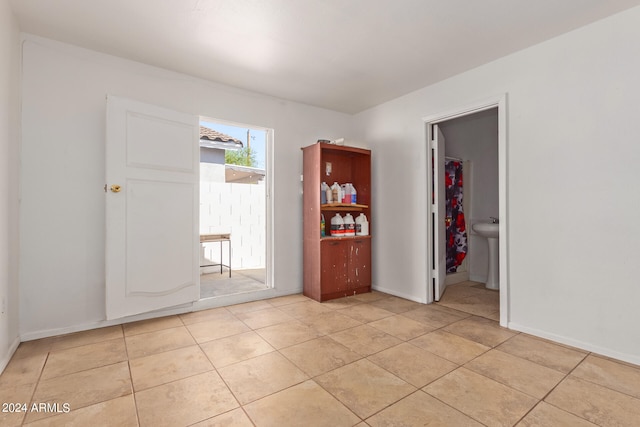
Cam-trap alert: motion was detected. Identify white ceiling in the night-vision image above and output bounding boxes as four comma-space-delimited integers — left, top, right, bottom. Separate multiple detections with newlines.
10, 0, 640, 114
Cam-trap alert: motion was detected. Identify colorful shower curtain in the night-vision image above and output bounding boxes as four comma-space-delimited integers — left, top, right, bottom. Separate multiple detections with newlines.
445, 160, 467, 273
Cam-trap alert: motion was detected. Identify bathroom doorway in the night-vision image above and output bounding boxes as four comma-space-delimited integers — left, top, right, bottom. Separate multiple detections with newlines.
424, 95, 508, 326
439, 108, 498, 284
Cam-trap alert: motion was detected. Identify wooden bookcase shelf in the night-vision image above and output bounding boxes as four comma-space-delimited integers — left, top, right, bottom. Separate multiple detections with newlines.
321, 203, 368, 211
320, 235, 372, 242
302, 142, 372, 302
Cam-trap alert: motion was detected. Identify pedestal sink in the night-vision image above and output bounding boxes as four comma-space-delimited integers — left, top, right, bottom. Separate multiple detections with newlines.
472, 221, 499, 290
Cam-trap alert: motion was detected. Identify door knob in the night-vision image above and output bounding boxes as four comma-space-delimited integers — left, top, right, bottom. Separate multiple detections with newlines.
110, 184, 122, 193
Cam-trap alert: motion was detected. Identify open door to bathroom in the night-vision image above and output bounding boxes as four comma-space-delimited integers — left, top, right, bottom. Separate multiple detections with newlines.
431, 125, 446, 301
423, 94, 506, 326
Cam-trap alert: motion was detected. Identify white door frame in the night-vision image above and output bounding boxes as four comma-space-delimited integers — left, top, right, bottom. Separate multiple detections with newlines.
197, 117, 274, 294
423, 94, 508, 327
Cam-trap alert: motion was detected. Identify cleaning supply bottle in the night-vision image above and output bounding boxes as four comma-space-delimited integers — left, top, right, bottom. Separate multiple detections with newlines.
355, 213, 369, 236
320, 214, 326, 237
343, 213, 355, 236
350, 183, 357, 204
330, 213, 344, 236
341, 184, 349, 204
331, 182, 341, 205
321, 182, 328, 204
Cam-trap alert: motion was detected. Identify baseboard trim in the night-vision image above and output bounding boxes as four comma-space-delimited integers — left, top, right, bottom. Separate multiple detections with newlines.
372, 285, 426, 304
19, 304, 194, 342
0, 336, 21, 374
20, 287, 306, 342
508, 321, 640, 367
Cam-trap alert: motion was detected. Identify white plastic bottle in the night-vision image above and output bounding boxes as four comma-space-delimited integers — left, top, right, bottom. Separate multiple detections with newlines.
341, 184, 350, 204
330, 213, 344, 236
331, 182, 341, 205
350, 183, 357, 204
321, 182, 328, 204
355, 213, 369, 236
343, 213, 355, 236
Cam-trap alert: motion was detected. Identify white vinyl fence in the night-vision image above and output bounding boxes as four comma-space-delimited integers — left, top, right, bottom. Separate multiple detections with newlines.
199, 165, 266, 272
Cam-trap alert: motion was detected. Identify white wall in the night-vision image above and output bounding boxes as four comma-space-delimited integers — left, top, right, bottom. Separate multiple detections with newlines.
354, 6, 640, 365
0, 0, 20, 372
19, 35, 352, 339
439, 109, 499, 281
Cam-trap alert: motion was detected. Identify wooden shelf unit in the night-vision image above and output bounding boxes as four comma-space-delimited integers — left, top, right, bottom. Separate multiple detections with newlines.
302, 142, 371, 302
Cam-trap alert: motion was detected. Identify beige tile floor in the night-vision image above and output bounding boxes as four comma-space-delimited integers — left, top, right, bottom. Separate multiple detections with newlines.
2, 281, 640, 426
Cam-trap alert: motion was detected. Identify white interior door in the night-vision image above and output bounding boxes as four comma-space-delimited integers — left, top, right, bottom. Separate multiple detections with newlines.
432, 125, 447, 300
106, 96, 199, 320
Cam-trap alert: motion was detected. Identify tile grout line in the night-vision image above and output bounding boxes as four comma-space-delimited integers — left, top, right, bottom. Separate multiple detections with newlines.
24, 325, 129, 426
513, 351, 593, 426
122, 325, 143, 427
555, 351, 640, 401
20, 350, 50, 427
19, 286, 639, 425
